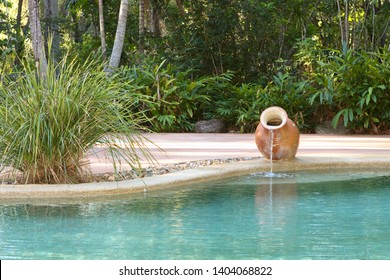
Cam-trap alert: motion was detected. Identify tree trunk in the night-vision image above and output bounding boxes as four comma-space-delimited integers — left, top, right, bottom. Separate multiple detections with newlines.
28, 0, 48, 78
98, 0, 107, 60
107, 0, 129, 70
14, 0, 24, 66
344, 0, 349, 49
176, 0, 185, 16
139, 0, 145, 55
150, 4, 161, 36
43, 0, 60, 61
336, 0, 344, 47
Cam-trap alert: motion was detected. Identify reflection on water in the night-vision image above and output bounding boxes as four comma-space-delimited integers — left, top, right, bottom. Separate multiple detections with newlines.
255, 180, 297, 227
1, 170, 390, 259
252, 174, 298, 257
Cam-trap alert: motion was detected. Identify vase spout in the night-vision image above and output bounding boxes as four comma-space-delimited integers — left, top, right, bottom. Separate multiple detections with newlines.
260, 106, 288, 130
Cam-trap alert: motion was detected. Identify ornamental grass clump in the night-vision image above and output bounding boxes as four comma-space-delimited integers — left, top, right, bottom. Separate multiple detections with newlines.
0, 56, 154, 184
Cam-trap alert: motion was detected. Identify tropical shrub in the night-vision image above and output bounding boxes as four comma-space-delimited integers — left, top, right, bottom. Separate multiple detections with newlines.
308, 48, 390, 133
206, 71, 312, 133
264, 71, 312, 131
0, 55, 154, 184
205, 83, 264, 133
119, 59, 233, 132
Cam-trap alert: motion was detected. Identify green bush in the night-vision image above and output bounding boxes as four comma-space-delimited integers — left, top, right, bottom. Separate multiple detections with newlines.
308, 48, 390, 133
119, 59, 232, 132
264, 71, 312, 131
0, 55, 154, 184
205, 83, 263, 133
206, 71, 312, 133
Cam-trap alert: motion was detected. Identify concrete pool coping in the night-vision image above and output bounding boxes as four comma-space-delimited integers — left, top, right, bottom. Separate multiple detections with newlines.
0, 133, 389, 200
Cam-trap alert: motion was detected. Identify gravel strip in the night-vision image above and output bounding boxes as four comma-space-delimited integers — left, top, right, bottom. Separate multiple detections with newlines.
1, 157, 262, 184
95, 156, 262, 182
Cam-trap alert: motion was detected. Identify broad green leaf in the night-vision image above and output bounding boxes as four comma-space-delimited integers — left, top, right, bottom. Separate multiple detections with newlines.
332, 109, 345, 128
364, 119, 369, 128
348, 108, 354, 121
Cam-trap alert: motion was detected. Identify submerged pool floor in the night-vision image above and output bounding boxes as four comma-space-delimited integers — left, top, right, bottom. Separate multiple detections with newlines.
1, 169, 390, 260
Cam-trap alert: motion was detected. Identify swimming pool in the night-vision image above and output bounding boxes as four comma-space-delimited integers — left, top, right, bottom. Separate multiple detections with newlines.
1, 168, 390, 259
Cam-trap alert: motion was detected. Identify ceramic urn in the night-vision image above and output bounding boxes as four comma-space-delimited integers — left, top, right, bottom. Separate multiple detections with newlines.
255, 106, 300, 160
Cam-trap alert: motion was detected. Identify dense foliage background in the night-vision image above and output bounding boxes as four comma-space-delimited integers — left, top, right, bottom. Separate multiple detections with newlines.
1, 0, 389, 134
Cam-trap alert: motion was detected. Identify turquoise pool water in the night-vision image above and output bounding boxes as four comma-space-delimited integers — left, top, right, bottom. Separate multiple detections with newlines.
1, 169, 390, 260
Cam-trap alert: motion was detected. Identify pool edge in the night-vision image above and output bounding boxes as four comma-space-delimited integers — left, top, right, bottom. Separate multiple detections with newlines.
1, 156, 390, 200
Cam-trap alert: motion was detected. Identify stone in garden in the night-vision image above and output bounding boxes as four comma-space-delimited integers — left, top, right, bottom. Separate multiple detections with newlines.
195, 119, 227, 133
315, 121, 350, 135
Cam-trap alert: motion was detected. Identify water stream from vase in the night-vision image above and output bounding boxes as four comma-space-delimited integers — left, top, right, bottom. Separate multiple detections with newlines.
269, 129, 274, 176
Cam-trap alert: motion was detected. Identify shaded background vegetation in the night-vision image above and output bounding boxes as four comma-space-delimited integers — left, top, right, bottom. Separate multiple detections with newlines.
1, 0, 390, 134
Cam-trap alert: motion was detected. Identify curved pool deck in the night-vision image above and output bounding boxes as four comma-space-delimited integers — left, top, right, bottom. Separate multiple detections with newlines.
1, 133, 389, 200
